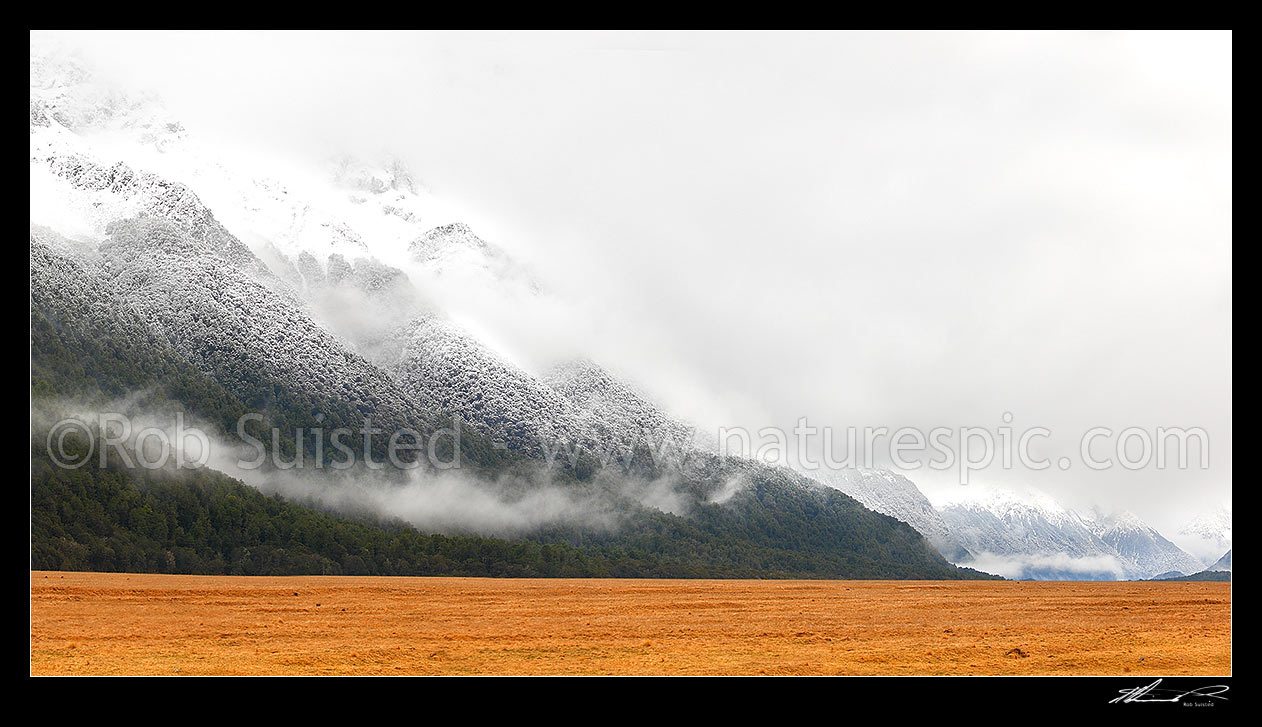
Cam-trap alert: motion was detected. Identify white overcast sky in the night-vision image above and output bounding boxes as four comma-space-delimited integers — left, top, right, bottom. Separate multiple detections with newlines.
39, 30, 1232, 533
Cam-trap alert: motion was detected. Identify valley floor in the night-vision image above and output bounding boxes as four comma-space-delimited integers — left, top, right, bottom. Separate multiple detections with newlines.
30, 572, 1231, 676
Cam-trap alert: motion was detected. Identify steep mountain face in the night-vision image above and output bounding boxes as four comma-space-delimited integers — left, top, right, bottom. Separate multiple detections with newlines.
31, 231, 240, 412
543, 359, 697, 458
1086, 510, 1206, 579
38, 152, 277, 283
31, 42, 593, 452
388, 336, 704, 465
32, 47, 440, 444
1208, 550, 1232, 572
389, 315, 590, 455
29, 40, 994, 580
813, 469, 965, 560
31, 48, 201, 240
32, 232, 367, 469
98, 217, 435, 440
938, 488, 1130, 580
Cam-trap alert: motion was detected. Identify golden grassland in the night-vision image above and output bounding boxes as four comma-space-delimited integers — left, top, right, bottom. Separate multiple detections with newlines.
30, 571, 1230, 675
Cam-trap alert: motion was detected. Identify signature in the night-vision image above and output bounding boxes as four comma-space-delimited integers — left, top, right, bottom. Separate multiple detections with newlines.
1111, 679, 1229, 704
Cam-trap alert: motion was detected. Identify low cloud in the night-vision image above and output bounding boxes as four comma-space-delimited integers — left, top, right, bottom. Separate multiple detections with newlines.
961, 551, 1129, 581
33, 396, 713, 539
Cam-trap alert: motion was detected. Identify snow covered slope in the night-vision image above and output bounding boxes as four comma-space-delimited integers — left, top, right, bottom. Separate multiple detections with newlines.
1207, 549, 1232, 572
389, 315, 590, 455
1086, 509, 1206, 579
29, 40, 671, 464
30, 42, 536, 305
543, 359, 697, 458
813, 469, 965, 560
100, 216, 436, 435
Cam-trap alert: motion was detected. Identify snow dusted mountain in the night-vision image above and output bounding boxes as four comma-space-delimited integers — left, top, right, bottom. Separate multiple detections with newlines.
1207, 549, 1232, 572
813, 469, 965, 560
543, 359, 697, 457
31, 43, 536, 304
28, 40, 630, 461
1179, 505, 1233, 566
803, 469, 1208, 581
93, 216, 436, 441
1086, 509, 1206, 579
936, 486, 1132, 580
35, 151, 276, 283
931, 486, 1212, 580
32, 46, 453, 448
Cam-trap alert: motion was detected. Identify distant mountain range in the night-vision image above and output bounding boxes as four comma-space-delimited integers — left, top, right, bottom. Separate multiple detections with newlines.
814, 471, 1222, 581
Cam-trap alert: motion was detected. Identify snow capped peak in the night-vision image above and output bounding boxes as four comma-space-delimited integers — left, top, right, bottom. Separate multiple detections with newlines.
931, 485, 1207, 580
29, 42, 550, 351
937, 487, 1126, 580
29, 42, 446, 284
30, 41, 184, 152
934, 483, 1077, 526
30, 37, 86, 85
1087, 509, 1206, 579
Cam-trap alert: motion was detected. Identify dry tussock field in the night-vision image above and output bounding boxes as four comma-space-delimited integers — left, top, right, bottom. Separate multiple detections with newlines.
30, 571, 1230, 675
